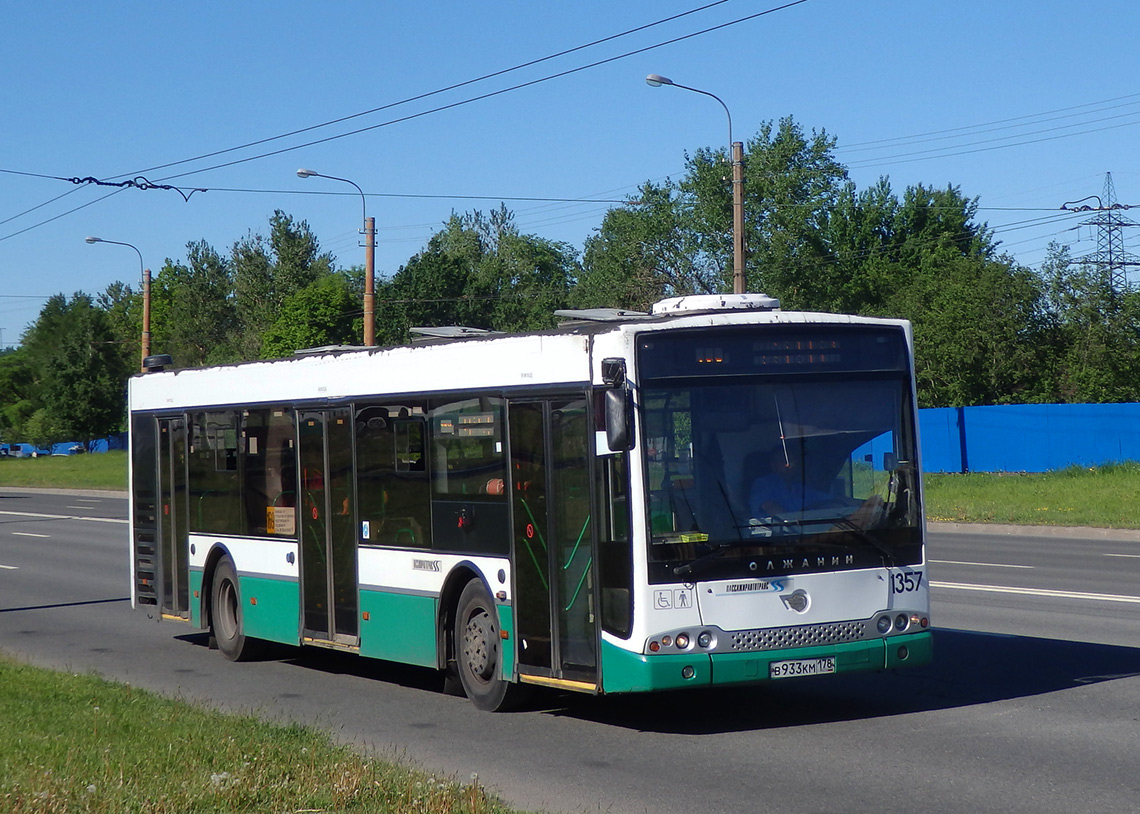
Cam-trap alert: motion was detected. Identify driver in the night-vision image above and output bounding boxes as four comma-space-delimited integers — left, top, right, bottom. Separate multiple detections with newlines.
748, 446, 829, 519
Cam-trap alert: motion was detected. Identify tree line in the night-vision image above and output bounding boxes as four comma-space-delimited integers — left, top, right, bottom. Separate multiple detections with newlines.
2, 116, 1137, 448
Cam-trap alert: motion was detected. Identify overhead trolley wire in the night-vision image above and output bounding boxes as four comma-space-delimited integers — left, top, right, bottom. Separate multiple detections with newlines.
152, 0, 812, 183
0, 0, 811, 242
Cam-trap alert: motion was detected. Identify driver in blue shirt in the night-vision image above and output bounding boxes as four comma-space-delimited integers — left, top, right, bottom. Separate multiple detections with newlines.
749, 446, 830, 518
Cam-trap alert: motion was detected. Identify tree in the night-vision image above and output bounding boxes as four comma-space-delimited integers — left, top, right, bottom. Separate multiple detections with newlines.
378, 208, 576, 343
577, 117, 849, 309
884, 248, 1048, 407
259, 273, 360, 358
0, 349, 36, 441
35, 295, 130, 443
151, 241, 237, 368
576, 183, 695, 311
1036, 242, 1140, 403
232, 210, 336, 358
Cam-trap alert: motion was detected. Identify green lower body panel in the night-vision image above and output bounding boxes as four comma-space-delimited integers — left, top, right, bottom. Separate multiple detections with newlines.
187, 567, 299, 646
189, 569, 204, 627
359, 589, 439, 668
601, 631, 933, 694
497, 603, 515, 679
239, 575, 301, 645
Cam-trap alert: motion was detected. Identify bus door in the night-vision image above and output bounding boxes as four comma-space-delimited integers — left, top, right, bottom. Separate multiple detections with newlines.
297, 409, 359, 646
156, 417, 190, 619
508, 398, 598, 687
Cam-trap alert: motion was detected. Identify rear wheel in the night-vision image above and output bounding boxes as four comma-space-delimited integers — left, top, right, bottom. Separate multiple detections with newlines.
211, 556, 262, 661
454, 579, 523, 711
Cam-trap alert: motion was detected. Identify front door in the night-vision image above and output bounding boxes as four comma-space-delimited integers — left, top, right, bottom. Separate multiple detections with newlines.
157, 417, 190, 619
298, 409, 358, 645
509, 398, 597, 685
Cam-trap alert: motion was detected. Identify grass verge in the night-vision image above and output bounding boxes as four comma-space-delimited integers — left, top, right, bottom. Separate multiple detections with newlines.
924, 462, 1140, 528
0, 653, 520, 814
0, 451, 127, 492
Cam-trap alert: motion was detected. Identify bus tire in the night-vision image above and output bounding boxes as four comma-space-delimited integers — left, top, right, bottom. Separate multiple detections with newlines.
211, 556, 262, 662
454, 579, 520, 711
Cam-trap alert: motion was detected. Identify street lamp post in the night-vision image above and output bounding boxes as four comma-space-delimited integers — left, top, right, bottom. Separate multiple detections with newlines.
646, 73, 746, 294
296, 168, 376, 346
85, 236, 151, 372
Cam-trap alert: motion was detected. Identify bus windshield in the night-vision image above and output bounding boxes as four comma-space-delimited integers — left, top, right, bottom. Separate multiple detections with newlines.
642, 374, 921, 581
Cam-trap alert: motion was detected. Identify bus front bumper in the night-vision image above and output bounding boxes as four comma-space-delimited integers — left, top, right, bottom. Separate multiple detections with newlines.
600, 630, 933, 694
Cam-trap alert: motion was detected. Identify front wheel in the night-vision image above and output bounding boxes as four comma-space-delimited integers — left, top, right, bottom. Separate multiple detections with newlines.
211, 556, 262, 662
454, 579, 523, 711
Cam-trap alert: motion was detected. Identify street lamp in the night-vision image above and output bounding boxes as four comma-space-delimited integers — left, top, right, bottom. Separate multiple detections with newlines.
296, 168, 376, 346
646, 73, 746, 294
86, 236, 152, 372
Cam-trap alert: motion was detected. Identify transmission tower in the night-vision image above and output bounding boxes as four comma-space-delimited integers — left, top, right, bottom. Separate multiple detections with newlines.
1062, 172, 1140, 292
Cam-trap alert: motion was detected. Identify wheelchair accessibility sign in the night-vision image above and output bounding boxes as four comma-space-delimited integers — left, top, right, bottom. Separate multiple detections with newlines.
654, 588, 693, 610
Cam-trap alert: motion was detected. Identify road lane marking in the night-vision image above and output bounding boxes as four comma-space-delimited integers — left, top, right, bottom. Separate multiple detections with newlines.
0, 510, 126, 525
931, 559, 1034, 569
0, 564, 17, 570
11, 532, 50, 538
932, 580, 1140, 605
1104, 553, 1140, 559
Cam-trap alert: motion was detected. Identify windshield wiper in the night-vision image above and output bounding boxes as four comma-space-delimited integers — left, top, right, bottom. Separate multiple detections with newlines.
673, 532, 759, 579
827, 516, 897, 565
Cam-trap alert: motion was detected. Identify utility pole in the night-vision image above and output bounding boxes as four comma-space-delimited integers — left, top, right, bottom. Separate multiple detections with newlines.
1062, 172, 1140, 293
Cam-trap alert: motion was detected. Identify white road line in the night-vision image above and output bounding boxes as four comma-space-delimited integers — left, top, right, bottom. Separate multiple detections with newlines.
0, 564, 18, 570
931, 559, 1034, 569
932, 580, 1140, 605
0, 510, 127, 525
1103, 553, 1140, 559
11, 532, 50, 538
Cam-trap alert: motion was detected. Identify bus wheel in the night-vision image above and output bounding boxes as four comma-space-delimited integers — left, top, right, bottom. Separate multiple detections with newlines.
454, 579, 519, 711
211, 556, 261, 662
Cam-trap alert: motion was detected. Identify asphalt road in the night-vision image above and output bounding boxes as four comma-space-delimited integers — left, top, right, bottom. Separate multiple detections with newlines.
1, 489, 1138, 814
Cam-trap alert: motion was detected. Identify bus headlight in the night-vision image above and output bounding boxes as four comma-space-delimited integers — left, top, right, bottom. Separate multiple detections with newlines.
697, 631, 714, 649
876, 615, 892, 634
675, 632, 690, 649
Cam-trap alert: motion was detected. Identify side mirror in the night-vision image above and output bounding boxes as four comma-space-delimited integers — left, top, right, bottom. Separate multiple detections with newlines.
605, 387, 633, 452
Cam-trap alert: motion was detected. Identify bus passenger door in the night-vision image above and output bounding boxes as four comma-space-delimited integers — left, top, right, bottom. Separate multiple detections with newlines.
298, 409, 359, 647
508, 398, 598, 687
156, 418, 190, 619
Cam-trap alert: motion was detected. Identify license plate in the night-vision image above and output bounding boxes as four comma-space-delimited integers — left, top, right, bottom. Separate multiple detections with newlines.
769, 657, 836, 679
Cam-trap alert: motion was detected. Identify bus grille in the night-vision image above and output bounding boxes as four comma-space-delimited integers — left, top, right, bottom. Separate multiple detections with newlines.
728, 620, 867, 652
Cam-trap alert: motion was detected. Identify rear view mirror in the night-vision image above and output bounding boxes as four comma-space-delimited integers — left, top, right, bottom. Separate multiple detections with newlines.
605, 387, 633, 452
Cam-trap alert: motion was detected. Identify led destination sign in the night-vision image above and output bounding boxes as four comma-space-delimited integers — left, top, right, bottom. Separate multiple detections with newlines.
639, 325, 907, 380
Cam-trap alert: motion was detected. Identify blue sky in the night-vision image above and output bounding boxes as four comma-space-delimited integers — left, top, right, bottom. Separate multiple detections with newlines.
3, 0, 1139, 346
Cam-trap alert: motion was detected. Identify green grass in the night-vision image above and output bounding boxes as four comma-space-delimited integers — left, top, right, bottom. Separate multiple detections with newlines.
924, 461, 1140, 528
0, 654, 522, 814
0, 451, 127, 491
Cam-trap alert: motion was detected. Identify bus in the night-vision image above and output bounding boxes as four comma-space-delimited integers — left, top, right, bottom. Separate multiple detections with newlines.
128, 293, 931, 710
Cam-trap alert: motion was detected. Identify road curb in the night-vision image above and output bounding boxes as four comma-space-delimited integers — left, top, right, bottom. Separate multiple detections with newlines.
929, 521, 1140, 542
0, 486, 129, 499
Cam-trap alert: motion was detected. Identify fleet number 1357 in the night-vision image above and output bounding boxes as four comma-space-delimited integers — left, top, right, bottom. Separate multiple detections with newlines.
892, 571, 923, 593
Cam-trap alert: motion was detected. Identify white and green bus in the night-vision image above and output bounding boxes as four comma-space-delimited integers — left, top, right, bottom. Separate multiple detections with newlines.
128, 293, 931, 710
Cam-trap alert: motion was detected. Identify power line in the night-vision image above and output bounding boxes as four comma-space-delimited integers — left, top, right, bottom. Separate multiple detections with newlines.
0, 0, 810, 243
113, 0, 742, 181
153, 1, 812, 183
840, 91, 1140, 151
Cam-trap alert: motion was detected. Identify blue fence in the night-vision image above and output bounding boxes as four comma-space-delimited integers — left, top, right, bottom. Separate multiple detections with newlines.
920, 403, 1140, 473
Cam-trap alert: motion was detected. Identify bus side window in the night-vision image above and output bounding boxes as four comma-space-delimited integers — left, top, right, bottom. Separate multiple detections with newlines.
187, 410, 242, 535
356, 403, 431, 548
242, 408, 296, 537
430, 399, 506, 499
